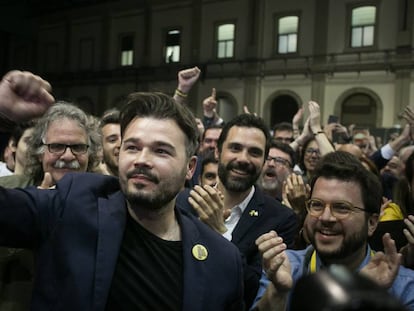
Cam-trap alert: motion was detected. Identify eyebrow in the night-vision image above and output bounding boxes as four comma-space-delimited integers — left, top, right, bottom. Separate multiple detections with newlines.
123, 137, 176, 151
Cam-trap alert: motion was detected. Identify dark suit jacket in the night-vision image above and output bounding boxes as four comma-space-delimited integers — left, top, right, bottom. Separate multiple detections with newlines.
232, 188, 297, 307
0, 173, 244, 311
177, 186, 297, 308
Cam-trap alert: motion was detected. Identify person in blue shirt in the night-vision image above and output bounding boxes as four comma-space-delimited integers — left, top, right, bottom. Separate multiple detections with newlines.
252, 151, 414, 311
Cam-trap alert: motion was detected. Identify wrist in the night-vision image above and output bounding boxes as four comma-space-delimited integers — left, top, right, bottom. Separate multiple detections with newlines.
313, 130, 325, 136
174, 88, 188, 99
203, 110, 214, 118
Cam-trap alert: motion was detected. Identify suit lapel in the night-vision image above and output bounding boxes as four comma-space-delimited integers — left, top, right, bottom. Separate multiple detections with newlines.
93, 191, 127, 311
179, 209, 206, 311
231, 189, 264, 244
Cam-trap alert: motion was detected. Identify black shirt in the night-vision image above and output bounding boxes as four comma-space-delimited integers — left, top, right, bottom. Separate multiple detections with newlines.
105, 213, 183, 311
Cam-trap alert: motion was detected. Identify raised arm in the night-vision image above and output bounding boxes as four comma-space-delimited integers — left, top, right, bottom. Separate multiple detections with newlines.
173, 66, 201, 104
0, 70, 54, 130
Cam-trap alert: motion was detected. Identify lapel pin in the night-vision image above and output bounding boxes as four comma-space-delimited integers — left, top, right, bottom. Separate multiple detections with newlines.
249, 210, 259, 217
192, 244, 208, 261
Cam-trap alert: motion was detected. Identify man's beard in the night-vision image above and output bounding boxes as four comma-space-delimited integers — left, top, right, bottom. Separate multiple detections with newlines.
310, 222, 368, 262
259, 169, 281, 192
218, 160, 260, 192
121, 167, 181, 211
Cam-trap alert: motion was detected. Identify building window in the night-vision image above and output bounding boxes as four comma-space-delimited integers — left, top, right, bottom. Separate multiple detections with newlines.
165, 29, 180, 63
351, 6, 376, 48
217, 23, 235, 58
121, 35, 134, 66
277, 16, 298, 54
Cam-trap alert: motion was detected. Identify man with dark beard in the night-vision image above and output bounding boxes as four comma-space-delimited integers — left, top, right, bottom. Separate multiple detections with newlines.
252, 151, 414, 311
188, 113, 297, 309
0, 80, 244, 311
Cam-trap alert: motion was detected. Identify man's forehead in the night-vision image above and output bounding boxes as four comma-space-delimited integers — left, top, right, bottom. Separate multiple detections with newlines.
204, 128, 222, 138
269, 148, 291, 161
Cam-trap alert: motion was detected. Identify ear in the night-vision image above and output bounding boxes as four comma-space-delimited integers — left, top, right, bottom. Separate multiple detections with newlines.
214, 148, 219, 160
367, 213, 379, 237
185, 156, 197, 180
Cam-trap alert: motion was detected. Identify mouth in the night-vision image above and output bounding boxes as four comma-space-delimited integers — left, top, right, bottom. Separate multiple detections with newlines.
315, 228, 341, 242
231, 168, 249, 177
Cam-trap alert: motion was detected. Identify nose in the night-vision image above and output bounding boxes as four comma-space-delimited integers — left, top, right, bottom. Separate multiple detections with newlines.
59, 146, 76, 159
319, 204, 336, 221
133, 148, 152, 167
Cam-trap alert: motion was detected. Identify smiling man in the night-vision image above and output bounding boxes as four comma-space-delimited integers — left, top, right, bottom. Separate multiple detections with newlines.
0, 86, 243, 310
187, 113, 297, 309
252, 151, 414, 311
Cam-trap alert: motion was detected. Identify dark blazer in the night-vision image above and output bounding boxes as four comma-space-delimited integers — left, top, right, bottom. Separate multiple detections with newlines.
232, 187, 297, 307
177, 186, 297, 308
0, 173, 244, 311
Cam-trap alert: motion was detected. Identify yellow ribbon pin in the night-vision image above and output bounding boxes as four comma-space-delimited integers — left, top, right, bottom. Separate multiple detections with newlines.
249, 210, 259, 217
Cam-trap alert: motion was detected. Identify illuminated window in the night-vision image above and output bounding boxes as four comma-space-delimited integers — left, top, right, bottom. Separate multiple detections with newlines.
217, 23, 235, 58
121, 35, 134, 66
278, 16, 298, 54
165, 29, 180, 63
351, 6, 376, 48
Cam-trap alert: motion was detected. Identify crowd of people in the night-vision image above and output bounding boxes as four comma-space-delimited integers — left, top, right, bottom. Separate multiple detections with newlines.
0, 67, 413, 311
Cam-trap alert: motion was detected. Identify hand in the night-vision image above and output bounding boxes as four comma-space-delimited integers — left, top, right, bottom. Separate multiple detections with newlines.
292, 107, 303, 128
203, 88, 217, 117
283, 173, 309, 215
37, 172, 56, 189
400, 214, 414, 268
380, 197, 392, 219
188, 185, 228, 234
256, 231, 292, 292
0, 70, 54, 122
243, 105, 257, 116
360, 233, 401, 288
195, 117, 205, 137
308, 101, 322, 133
177, 66, 201, 94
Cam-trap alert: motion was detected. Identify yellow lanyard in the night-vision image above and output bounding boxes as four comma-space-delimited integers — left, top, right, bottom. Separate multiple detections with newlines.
309, 249, 375, 273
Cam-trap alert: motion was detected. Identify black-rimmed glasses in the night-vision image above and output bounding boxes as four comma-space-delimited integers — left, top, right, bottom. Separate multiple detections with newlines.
43, 143, 89, 155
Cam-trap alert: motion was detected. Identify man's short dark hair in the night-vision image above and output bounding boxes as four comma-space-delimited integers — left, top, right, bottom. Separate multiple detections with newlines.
272, 122, 293, 134
270, 139, 296, 168
200, 153, 218, 176
309, 151, 382, 214
201, 124, 224, 142
217, 113, 271, 158
100, 109, 120, 128
120, 92, 199, 158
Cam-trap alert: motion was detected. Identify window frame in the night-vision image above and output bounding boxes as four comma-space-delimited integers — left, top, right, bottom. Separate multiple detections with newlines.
164, 27, 182, 64
346, 2, 379, 51
214, 20, 236, 60
274, 12, 301, 56
119, 33, 135, 67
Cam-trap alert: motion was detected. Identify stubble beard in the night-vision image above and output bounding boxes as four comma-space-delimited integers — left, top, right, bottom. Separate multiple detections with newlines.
218, 161, 260, 192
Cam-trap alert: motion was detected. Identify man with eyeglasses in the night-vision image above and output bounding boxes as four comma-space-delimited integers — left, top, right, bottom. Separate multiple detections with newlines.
258, 140, 296, 201
251, 151, 414, 311
24, 102, 101, 187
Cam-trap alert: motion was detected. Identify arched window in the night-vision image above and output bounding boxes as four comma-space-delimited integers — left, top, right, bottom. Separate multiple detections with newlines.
217, 95, 237, 122
270, 95, 299, 127
341, 93, 377, 127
